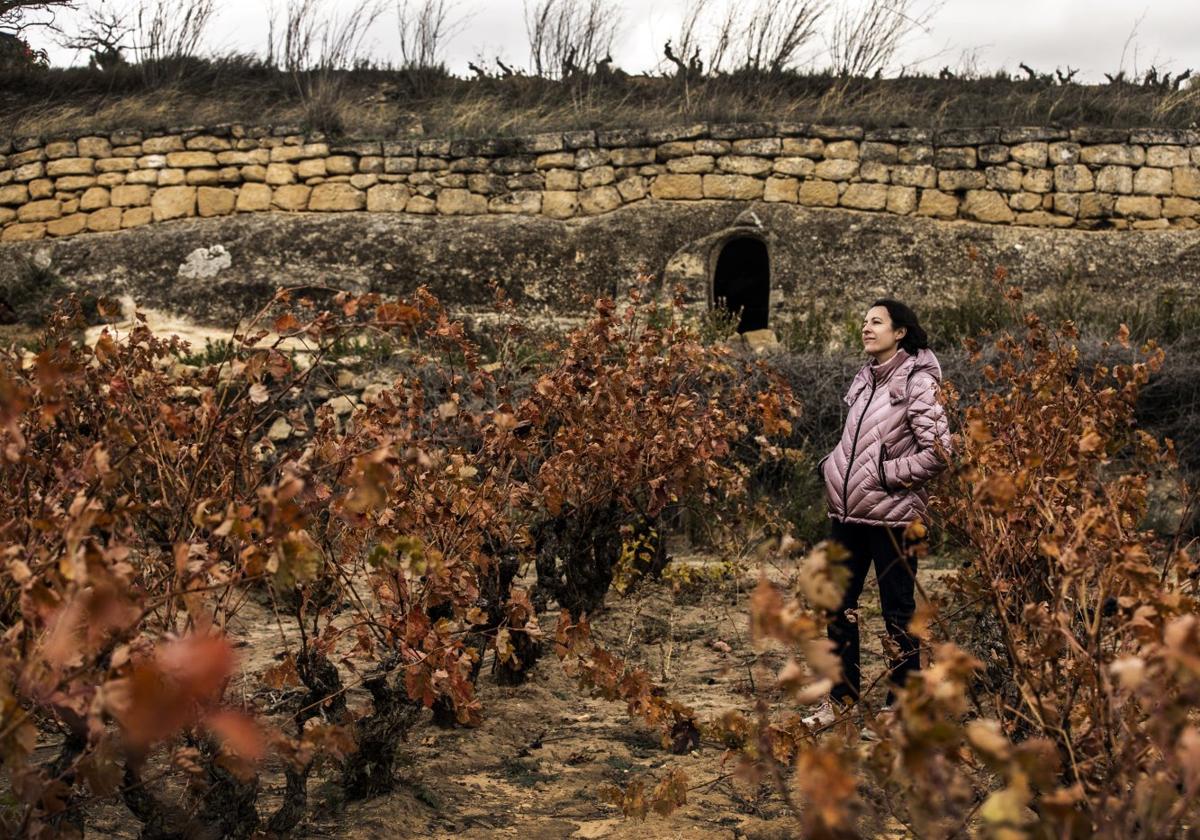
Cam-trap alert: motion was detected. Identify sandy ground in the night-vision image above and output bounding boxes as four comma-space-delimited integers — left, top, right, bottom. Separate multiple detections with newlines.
77, 548, 955, 840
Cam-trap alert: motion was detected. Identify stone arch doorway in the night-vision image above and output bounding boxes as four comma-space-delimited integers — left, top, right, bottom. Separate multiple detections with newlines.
711, 235, 770, 333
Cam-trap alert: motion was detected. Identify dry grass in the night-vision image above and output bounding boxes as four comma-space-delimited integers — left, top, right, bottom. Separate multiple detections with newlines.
3, 63, 1200, 139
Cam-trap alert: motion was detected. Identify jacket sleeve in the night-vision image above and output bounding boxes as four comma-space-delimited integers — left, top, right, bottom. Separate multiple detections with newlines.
882, 373, 952, 489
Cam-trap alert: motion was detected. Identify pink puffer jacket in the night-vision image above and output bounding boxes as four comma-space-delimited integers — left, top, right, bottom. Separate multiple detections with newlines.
816, 347, 953, 527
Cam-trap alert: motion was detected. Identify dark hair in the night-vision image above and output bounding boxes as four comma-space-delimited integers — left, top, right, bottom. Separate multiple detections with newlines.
871, 298, 929, 355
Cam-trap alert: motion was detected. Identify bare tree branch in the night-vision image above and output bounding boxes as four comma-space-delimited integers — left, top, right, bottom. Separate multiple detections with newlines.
826, 0, 942, 78
397, 0, 463, 71
523, 0, 620, 79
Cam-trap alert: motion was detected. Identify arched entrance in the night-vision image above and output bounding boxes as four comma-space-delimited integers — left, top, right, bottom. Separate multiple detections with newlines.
711, 236, 770, 333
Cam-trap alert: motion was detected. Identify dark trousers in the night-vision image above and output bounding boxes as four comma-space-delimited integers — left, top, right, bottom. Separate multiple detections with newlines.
827, 517, 921, 706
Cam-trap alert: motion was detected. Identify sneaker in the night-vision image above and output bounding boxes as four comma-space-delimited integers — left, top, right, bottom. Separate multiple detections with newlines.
860, 704, 896, 742
801, 697, 848, 732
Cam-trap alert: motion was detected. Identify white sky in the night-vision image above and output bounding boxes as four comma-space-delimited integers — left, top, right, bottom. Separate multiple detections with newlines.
31, 0, 1200, 84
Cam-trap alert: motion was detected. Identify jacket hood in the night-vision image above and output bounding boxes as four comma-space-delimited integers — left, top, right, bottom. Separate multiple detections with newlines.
843, 347, 943, 407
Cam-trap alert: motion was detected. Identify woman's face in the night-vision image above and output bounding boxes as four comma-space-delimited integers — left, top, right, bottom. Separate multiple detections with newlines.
862, 305, 906, 356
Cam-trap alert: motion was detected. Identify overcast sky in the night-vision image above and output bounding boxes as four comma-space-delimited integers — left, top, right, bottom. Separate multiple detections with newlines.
33, 0, 1200, 84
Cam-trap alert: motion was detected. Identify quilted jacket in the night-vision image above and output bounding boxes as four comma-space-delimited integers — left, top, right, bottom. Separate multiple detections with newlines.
816, 347, 953, 527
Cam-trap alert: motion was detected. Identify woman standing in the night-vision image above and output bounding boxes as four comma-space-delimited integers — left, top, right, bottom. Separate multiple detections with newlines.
804, 299, 952, 731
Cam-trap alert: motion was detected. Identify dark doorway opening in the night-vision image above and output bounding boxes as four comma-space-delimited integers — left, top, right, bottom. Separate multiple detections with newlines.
712, 236, 770, 333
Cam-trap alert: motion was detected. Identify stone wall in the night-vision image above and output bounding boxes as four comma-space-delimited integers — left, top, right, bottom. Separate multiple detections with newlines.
2, 122, 1200, 242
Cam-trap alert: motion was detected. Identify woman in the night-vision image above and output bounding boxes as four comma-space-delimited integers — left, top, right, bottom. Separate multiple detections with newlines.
804, 299, 952, 732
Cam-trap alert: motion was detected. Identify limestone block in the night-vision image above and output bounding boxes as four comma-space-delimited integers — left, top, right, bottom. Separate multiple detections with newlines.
14, 162, 44, 182
270, 143, 329, 162
542, 190, 579, 219
236, 183, 272, 212
985, 166, 1023, 192
1114, 196, 1161, 218
166, 151, 219, 168
366, 184, 410, 212
489, 190, 543, 214
610, 148, 656, 166
695, 139, 731, 155
217, 150, 270, 166
667, 155, 715, 174
1079, 193, 1115, 219
61, 198, 80, 214
185, 169, 221, 186
575, 148, 610, 169
492, 156, 535, 174
417, 156, 448, 171
961, 190, 1015, 223
838, 182, 887, 210
309, 183, 366, 211
359, 156, 385, 174
898, 144, 933, 164
467, 174, 507, 194
87, 207, 123, 231
861, 142, 898, 163
406, 195, 436, 214
0, 222, 45, 241
44, 140, 77, 159
797, 180, 839, 207
579, 185, 622, 214
152, 186, 196, 220
266, 163, 296, 185
1174, 167, 1200, 198
934, 147, 976, 169
122, 207, 153, 228
1048, 142, 1081, 165
297, 158, 327, 179
650, 174, 703, 200
109, 185, 150, 207
1094, 165, 1133, 194
350, 174, 379, 190
655, 142, 695, 160
891, 165, 936, 188
545, 169, 580, 190
218, 167, 241, 184
858, 161, 890, 183
185, 135, 232, 152
1015, 211, 1074, 228
47, 213, 87, 237
9, 149, 45, 167
719, 156, 773, 176
326, 156, 356, 175
1054, 165, 1094, 192
703, 174, 763, 200
916, 189, 958, 218
810, 159, 860, 183
1079, 145, 1144, 166
97, 173, 125, 187
732, 138, 781, 156
197, 187, 236, 217
112, 144, 142, 157
271, 185, 311, 211
536, 152, 576, 169
46, 158, 95, 177
437, 188, 487, 215
1133, 167, 1172, 195
79, 187, 110, 210
96, 158, 134, 173
938, 170, 987, 191
0, 184, 28, 205
773, 157, 815, 177
384, 157, 416, 175
56, 175, 96, 192
1022, 168, 1054, 193
886, 185, 917, 214
1008, 192, 1042, 211
1010, 142, 1049, 167
580, 166, 616, 188
616, 176, 647, 202
158, 169, 185, 186
18, 200, 62, 222
1163, 197, 1200, 218
781, 137, 824, 158
979, 145, 1010, 165
1147, 146, 1191, 168
137, 154, 167, 169
823, 140, 860, 160
77, 136, 112, 158
1131, 218, 1170, 230
1052, 194, 1080, 217
763, 177, 799, 203
241, 165, 267, 183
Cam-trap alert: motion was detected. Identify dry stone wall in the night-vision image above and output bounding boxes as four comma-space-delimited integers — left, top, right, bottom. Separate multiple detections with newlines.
3, 122, 1200, 242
